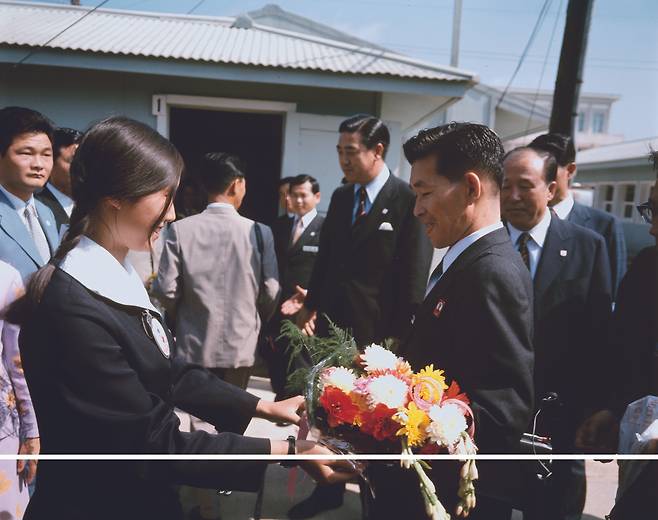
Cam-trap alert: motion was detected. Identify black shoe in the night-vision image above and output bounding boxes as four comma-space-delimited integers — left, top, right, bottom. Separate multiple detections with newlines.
288, 484, 344, 519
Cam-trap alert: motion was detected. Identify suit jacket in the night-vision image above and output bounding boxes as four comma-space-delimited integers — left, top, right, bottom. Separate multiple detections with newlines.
372, 228, 534, 510
271, 212, 325, 300
20, 268, 270, 520
532, 214, 612, 448
35, 184, 70, 234
153, 205, 280, 368
0, 190, 59, 282
305, 174, 432, 345
607, 246, 656, 417
568, 201, 626, 298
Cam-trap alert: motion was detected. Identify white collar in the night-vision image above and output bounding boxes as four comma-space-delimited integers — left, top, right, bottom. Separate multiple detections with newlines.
506, 208, 552, 249
552, 193, 575, 220
47, 183, 74, 216
442, 221, 504, 274
295, 207, 318, 229
206, 202, 236, 211
354, 163, 390, 203
60, 236, 161, 315
0, 183, 34, 212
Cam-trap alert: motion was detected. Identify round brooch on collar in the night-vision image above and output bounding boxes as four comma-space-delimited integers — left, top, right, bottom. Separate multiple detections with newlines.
141, 310, 170, 358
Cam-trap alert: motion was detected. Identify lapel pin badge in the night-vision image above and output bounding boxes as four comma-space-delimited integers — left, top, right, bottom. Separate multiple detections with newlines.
433, 299, 446, 318
382, 208, 389, 215
560, 249, 568, 257
310, 231, 316, 237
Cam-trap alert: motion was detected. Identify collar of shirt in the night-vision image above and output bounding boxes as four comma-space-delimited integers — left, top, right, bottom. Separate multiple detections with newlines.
59, 235, 161, 315
206, 202, 237, 212
441, 221, 505, 275
0, 184, 34, 213
47, 183, 75, 217
506, 208, 552, 250
354, 163, 390, 204
552, 193, 575, 220
295, 207, 318, 229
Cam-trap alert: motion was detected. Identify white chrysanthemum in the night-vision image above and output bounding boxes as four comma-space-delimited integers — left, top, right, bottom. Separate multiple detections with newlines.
320, 367, 356, 393
360, 344, 399, 373
367, 375, 409, 409
426, 404, 468, 447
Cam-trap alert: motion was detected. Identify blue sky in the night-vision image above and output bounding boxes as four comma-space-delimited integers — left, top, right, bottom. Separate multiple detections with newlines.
31, 0, 658, 140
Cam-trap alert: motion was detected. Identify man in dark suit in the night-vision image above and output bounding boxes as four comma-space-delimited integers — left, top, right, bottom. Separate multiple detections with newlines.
502, 147, 613, 520
368, 122, 535, 520
266, 174, 325, 400
529, 133, 626, 297
36, 127, 82, 235
288, 114, 432, 518
0, 106, 60, 282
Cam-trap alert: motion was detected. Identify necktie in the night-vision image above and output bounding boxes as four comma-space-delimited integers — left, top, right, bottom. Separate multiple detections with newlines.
517, 232, 531, 271
24, 204, 51, 263
291, 216, 304, 246
354, 186, 367, 224
424, 260, 444, 298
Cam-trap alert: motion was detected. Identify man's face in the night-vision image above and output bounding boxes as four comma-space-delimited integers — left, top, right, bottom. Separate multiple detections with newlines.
0, 132, 53, 200
501, 150, 556, 231
410, 155, 472, 249
290, 181, 320, 217
51, 143, 78, 195
337, 132, 381, 185
278, 182, 291, 212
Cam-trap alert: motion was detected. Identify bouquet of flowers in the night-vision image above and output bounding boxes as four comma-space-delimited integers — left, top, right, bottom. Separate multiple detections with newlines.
282, 319, 479, 519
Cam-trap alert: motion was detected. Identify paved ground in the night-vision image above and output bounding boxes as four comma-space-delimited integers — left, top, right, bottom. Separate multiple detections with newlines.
182, 376, 618, 520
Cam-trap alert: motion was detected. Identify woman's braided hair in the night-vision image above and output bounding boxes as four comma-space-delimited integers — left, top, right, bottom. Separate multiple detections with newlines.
6, 116, 183, 324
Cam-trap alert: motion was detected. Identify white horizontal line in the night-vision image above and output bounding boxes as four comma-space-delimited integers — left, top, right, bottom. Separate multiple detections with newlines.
0, 454, 656, 461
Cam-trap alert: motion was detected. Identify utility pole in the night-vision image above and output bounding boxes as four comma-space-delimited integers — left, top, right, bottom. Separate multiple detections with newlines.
549, 0, 595, 139
450, 0, 463, 68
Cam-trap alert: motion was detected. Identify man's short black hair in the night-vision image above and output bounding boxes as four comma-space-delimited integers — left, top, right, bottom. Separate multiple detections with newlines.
53, 127, 83, 160
503, 146, 558, 184
404, 122, 505, 188
0, 106, 54, 156
198, 153, 245, 194
339, 114, 390, 159
278, 176, 294, 188
528, 133, 576, 166
289, 174, 320, 194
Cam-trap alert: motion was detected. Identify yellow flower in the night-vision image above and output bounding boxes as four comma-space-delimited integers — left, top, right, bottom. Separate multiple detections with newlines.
413, 365, 449, 391
395, 402, 430, 447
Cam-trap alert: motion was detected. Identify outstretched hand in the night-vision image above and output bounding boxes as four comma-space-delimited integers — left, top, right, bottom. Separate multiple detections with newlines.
255, 396, 305, 425
575, 409, 619, 453
296, 441, 358, 485
281, 286, 307, 316
295, 306, 317, 336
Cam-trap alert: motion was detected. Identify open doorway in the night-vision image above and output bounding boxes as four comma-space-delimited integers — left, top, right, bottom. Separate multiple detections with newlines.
169, 107, 284, 224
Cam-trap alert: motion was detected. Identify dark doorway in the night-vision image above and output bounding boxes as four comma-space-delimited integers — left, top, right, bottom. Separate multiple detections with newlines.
169, 107, 284, 224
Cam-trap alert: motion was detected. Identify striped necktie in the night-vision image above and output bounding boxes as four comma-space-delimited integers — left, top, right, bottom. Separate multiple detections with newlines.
354, 186, 367, 224
517, 232, 531, 271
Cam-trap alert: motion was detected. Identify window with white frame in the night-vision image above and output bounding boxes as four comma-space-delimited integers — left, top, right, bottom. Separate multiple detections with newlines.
591, 181, 654, 223
577, 111, 587, 132
621, 184, 635, 219
592, 111, 606, 134
601, 184, 614, 213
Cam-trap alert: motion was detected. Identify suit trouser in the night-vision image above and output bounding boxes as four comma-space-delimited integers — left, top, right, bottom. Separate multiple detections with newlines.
522, 460, 586, 520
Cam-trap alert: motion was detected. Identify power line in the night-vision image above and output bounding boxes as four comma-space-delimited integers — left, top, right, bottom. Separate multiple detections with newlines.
13, 0, 111, 68
496, 0, 553, 109
187, 0, 206, 15
524, 0, 564, 138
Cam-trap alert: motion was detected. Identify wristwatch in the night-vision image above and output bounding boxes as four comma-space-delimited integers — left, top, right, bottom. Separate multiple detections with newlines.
280, 435, 297, 468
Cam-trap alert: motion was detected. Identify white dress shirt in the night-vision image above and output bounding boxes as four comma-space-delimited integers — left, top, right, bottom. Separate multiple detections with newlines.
0, 184, 37, 229
60, 236, 161, 315
47, 183, 75, 218
506, 209, 552, 280
552, 193, 575, 220
294, 207, 318, 230
352, 164, 390, 223
425, 221, 504, 296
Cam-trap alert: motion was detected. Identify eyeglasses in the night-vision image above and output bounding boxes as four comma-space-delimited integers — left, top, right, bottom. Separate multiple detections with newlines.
636, 200, 656, 224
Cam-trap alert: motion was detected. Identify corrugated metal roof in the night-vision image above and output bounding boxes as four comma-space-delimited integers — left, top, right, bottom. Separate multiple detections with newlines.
0, 1, 476, 83
578, 137, 658, 166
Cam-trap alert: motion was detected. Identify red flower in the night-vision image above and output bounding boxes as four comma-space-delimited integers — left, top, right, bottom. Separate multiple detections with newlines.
442, 380, 470, 405
360, 404, 399, 441
419, 443, 441, 455
319, 387, 360, 428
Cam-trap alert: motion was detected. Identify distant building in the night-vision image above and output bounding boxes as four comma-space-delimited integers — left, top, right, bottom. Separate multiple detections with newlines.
576, 137, 657, 259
